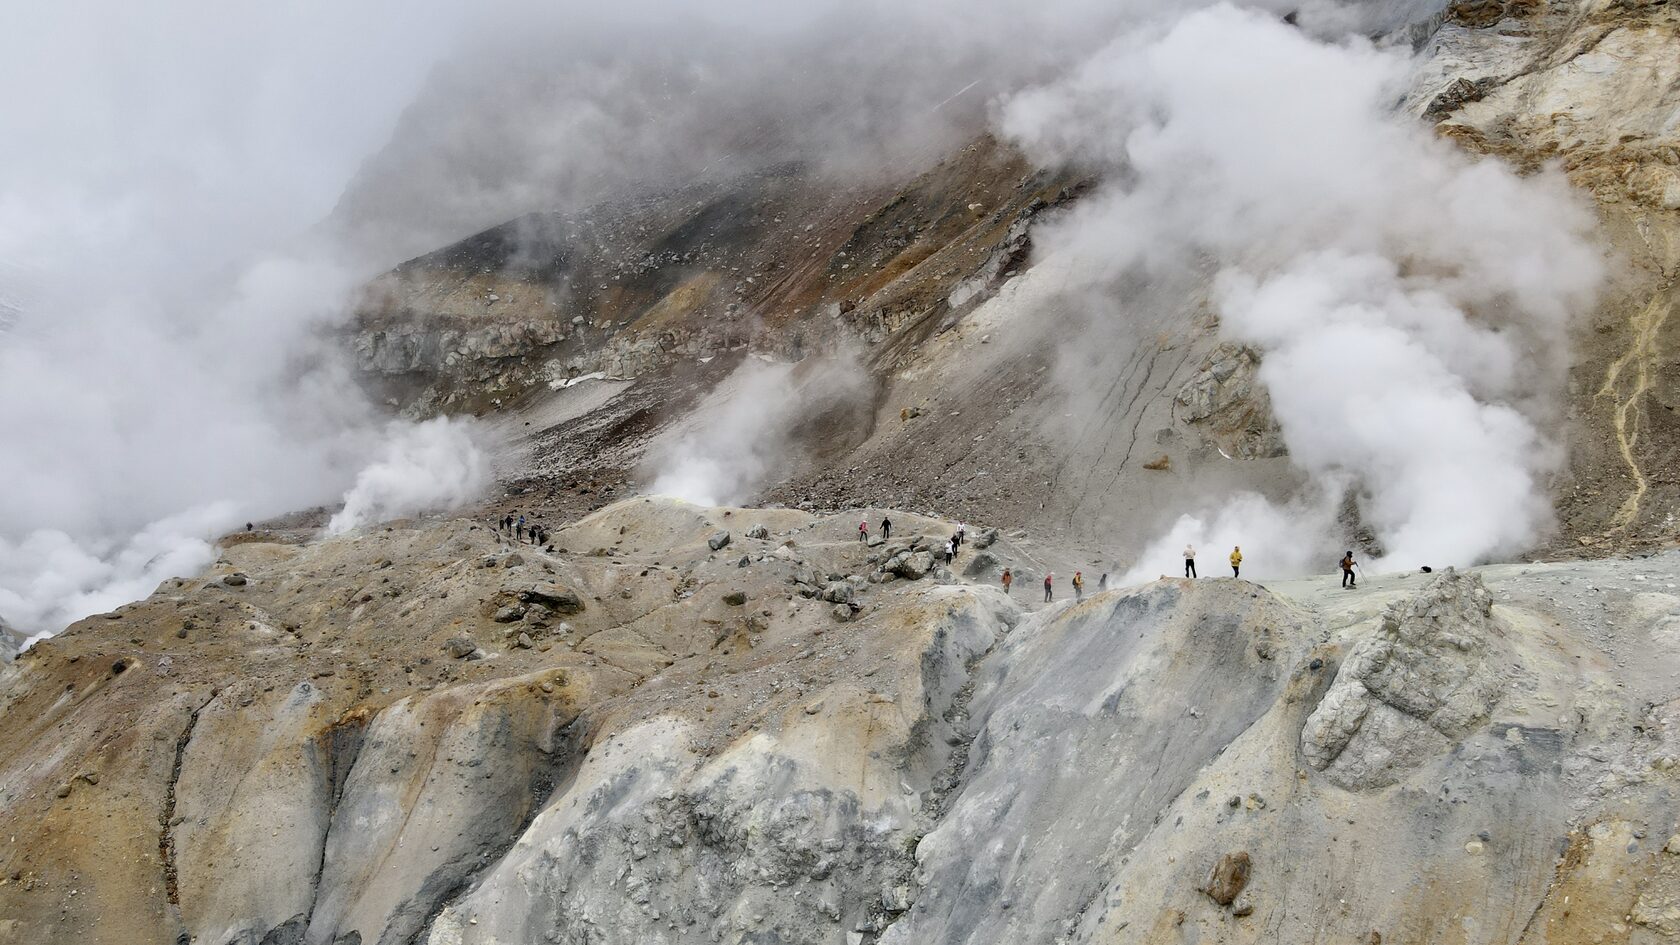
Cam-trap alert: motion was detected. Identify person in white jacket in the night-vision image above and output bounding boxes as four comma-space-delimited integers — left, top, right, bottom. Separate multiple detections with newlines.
1183, 544, 1197, 578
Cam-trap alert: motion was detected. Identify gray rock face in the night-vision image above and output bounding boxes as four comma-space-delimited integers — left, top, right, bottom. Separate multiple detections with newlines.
1174, 342, 1286, 459
425, 588, 1012, 945
0, 617, 22, 663
1300, 569, 1507, 790
883, 581, 1304, 945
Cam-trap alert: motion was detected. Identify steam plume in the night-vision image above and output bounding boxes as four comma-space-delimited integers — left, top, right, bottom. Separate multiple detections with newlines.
1003, 4, 1603, 575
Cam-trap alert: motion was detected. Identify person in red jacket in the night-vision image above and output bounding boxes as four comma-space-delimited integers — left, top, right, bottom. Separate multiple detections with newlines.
1043, 572, 1054, 603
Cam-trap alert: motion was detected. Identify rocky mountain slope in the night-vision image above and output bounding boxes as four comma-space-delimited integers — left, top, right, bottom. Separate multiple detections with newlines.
1, 497, 1678, 944
6, 3, 1680, 944
347, 0, 1680, 563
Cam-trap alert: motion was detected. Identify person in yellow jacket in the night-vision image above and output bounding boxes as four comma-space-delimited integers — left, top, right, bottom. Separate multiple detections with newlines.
1073, 571, 1085, 599
1229, 546, 1243, 578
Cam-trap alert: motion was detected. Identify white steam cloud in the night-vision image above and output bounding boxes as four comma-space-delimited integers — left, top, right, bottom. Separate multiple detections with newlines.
1003, 4, 1604, 574
0, 0, 1605, 635
329, 418, 492, 535
646, 356, 865, 507
0, 4, 497, 636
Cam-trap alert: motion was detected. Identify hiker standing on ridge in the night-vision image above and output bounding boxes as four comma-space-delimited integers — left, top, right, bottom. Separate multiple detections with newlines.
1044, 572, 1054, 602
859, 520, 869, 542
1230, 546, 1243, 578
881, 517, 892, 541
1073, 571, 1084, 600
1183, 544, 1197, 578
1098, 573, 1109, 592
1341, 551, 1358, 588
955, 522, 966, 547
1002, 568, 1013, 594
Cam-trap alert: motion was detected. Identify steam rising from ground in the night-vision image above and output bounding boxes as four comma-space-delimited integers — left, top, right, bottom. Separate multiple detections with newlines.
647, 356, 867, 507
1000, 5, 1603, 576
0, 0, 1605, 631
0, 4, 496, 635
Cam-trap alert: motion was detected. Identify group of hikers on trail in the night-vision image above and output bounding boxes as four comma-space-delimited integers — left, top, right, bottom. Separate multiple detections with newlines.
997, 566, 1110, 603
862, 518, 969, 564
1179, 544, 1244, 578
498, 513, 550, 547
999, 544, 1364, 604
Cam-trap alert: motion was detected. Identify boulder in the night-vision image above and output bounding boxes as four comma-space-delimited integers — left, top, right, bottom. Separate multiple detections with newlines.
886, 551, 935, 580
443, 637, 477, 659
492, 605, 526, 623
722, 591, 748, 606
1201, 851, 1252, 907
963, 551, 999, 579
974, 528, 1000, 550
499, 580, 585, 614
221, 573, 249, 587
708, 531, 732, 551
821, 582, 855, 604
1300, 570, 1505, 790
745, 525, 770, 540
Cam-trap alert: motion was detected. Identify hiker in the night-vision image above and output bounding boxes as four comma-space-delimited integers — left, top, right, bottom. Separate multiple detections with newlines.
1001, 568, 1013, 594
1230, 546, 1242, 578
517, 514, 527, 542
501, 515, 512, 534
955, 522, 966, 546
1073, 571, 1084, 599
1043, 573, 1054, 602
1098, 573, 1108, 591
881, 517, 893, 540
859, 520, 869, 542
245, 522, 253, 532
1340, 551, 1358, 588
1183, 544, 1197, 578
945, 537, 956, 564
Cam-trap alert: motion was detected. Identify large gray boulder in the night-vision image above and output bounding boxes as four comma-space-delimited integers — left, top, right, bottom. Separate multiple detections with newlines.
1299, 569, 1507, 790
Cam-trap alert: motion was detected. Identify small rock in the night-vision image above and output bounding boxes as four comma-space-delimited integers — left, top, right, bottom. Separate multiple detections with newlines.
804, 701, 824, 715
737, 556, 751, 568
1232, 892, 1255, 917
1201, 851, 1251, 906
444, 637, 477, 659
515, 632, 534, 650
708, 531, 732, 551
493, 605, 526, 623
723, 591, 748, 607
746, 525, 770, 540
221, 573, 248, 587
503, 553, 524, 567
